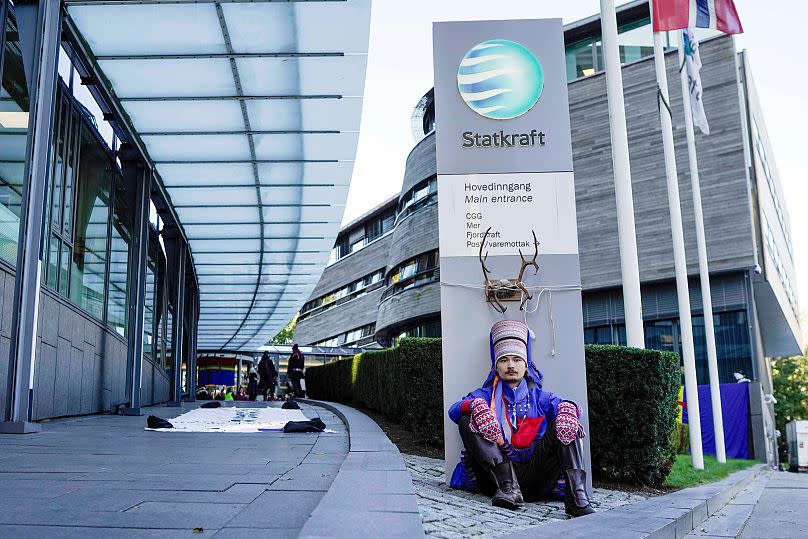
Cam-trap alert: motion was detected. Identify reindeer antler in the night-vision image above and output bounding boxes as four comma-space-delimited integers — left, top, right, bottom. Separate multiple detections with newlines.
479, 227, 507, 313
515, 231, 540, 311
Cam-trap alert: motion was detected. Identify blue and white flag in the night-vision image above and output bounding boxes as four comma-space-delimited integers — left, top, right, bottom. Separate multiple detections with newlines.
683, 28, 710, 135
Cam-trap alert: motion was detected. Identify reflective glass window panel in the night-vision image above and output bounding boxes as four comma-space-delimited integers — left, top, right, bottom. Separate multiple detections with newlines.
73, 81, 113, 148
49, 100, 67, 235
617, 18, 653, 64
70, 125, 111, 319
62, 111, 79, 236
46, 233, 59, 289
59, 241, 71, 295
58, 46, 72, 88
107, 173, 131, 337
565, 38, 596, 80
143, 265, 156, 359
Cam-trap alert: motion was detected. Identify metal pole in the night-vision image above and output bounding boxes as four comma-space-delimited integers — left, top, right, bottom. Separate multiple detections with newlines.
599, 0, 645, 348
651, 17, 703, 469
167, 239, 185, 407
120, 144, 150, 416
677, 33, 726, 463
1, 0, 59, 434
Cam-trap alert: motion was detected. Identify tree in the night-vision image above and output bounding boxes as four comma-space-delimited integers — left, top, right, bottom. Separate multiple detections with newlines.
771, 348, 808, 462
268, 314, 298, 345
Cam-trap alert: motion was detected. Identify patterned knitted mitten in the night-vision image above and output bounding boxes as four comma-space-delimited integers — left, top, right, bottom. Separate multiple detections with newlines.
469, 398, 501, 444
556, 401, 579, 445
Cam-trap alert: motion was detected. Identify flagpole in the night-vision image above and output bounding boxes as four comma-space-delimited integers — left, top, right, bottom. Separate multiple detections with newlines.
599, 0, 645, 349
677, 31, 726, 464
650, 3, 704, 469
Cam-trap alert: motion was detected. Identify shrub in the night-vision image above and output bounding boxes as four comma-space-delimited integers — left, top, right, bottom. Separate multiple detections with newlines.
585, 345, 680, 486
307, 340, 680, 485
306, 338, 443, 445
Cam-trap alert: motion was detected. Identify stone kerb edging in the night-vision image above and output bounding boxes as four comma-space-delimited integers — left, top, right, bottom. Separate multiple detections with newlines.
298, 399, 426, 538
503, 463, 766, 539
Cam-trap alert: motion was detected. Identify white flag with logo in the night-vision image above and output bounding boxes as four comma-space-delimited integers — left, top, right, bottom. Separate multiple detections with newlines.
683, 28, 710, 135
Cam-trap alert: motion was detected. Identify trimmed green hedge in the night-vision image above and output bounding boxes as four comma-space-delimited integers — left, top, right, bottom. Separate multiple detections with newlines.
306, 338, 444, 444
585, 345, 680, 486
307, 339, 680, 485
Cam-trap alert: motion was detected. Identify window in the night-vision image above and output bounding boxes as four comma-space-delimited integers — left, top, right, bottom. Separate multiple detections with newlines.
0, 14, 30, 266
397, 176, 437, 222
107, 171, 131, 336
566, 37, 598, 80
383, 250, 440, 301
69, 124, 110, 319
751, 116, 793, 259
392, 318, 441, 344
143, 264, 156, 359
299, 268, 386, 320
617, 18, 654, 64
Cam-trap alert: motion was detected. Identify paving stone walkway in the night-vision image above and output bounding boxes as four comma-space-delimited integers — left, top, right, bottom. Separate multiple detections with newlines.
403, 454, 649, 538
0, 401, 347, 538
688, 470, 808, 539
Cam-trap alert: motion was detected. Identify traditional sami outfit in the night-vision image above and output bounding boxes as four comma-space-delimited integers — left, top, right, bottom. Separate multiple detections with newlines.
448, 320, 594, 515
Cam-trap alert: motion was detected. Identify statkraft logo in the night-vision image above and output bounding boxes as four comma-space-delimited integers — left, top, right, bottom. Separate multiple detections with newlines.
457, 39, 544, 120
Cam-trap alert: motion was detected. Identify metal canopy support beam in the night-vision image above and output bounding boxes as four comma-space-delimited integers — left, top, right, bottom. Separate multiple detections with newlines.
165, 228, 186, 407
120, 144, 152, 416
1, 0, 60, 434
184, 284, 198, 401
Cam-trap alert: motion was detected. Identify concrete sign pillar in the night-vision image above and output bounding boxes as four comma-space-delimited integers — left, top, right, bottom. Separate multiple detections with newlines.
433, 19, 591, 488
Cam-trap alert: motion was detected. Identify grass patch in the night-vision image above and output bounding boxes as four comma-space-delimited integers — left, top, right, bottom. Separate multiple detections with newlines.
665, 454, 756, 489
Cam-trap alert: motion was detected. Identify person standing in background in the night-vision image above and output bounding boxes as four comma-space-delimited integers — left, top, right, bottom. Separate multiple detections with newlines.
247, 367, 259, 401
287, 344, 305, 398
258, 351, 278, 400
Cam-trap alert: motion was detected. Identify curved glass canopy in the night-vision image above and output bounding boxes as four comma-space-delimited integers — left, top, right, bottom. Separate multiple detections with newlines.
66, 0, 371, 350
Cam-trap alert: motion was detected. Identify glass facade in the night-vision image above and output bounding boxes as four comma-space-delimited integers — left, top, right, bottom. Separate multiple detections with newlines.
584, 311, 752, 384
564, 16, 719, 81
0, 14, 29, 266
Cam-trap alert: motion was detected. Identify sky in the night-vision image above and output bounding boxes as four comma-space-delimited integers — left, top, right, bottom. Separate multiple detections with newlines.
344, 0, 808, 339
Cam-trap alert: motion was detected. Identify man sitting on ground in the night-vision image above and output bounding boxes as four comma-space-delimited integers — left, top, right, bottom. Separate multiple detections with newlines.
448, 320, 594, 517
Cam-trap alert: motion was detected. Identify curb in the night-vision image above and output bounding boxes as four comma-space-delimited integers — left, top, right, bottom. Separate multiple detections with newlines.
298, 399, 426, 538
504, 463, 765, 539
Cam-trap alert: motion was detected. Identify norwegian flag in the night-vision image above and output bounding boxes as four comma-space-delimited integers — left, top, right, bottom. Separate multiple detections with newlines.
652, 0, 743, 34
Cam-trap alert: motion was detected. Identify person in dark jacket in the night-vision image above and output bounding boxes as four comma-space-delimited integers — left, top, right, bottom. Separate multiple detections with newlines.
287, 344, 305, 398
247, 367, 259, 401
448, 320, 594, 517
258, 351, 277, 401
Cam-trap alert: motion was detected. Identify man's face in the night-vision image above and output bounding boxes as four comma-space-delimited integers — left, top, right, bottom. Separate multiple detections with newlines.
496, 355, 526, 384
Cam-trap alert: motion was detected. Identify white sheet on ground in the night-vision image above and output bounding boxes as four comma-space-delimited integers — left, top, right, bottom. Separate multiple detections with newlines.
146, 407, 314, 433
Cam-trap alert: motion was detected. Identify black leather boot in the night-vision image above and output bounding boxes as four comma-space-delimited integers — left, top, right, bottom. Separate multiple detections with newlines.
490, 461, 523, 510
564, 469, 595, 517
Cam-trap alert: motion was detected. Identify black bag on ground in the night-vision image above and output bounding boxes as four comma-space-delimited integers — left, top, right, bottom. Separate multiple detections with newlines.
200, 401, 221, 409
282, 400, 300, 410
282, 418, 326, 433
147, 415, 174, 429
